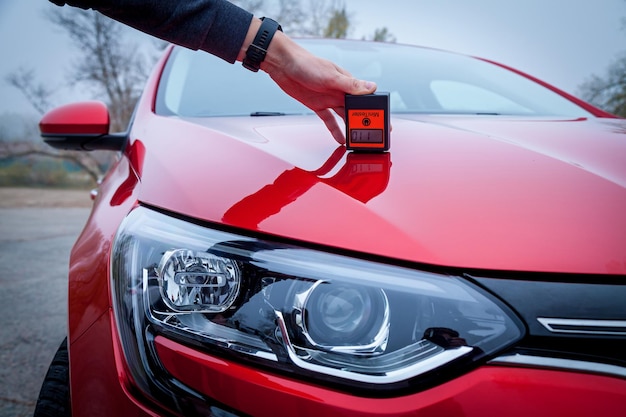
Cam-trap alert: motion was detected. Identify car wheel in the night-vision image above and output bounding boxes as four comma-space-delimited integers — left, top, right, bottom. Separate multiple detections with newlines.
34, 338, 71, 417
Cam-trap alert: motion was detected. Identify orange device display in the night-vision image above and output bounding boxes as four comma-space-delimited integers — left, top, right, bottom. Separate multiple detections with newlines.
345, 93, 390, 152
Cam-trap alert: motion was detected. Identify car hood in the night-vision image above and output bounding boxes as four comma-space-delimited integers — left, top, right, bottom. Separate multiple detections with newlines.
134, 114, 626, 275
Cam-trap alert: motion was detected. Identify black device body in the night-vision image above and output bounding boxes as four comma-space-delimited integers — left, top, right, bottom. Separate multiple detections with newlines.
345, 93, 390, 152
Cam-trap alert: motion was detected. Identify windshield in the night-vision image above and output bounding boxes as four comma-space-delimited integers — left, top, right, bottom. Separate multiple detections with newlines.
156, 39, 592, 118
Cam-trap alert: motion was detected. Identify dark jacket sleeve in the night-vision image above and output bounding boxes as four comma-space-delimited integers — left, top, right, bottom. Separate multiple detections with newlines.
48, 0, 253, 63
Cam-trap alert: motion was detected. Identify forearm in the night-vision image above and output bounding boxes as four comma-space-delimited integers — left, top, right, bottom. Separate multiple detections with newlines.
49, 0, 253, 63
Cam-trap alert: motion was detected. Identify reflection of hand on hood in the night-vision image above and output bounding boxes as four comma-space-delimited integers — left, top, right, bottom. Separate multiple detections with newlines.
223, 147, 391, 228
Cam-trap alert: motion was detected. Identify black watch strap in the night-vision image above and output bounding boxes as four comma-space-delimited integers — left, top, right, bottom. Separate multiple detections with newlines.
242, 17, 282, 72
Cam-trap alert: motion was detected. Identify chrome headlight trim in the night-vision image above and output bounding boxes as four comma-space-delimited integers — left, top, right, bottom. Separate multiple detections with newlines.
276, 311, 474, 384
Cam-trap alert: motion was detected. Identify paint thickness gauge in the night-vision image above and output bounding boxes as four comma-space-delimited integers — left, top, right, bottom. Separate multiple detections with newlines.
345, 92, 390, 152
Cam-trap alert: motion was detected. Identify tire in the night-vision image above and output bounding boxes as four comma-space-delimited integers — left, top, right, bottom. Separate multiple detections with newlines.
33, 337, 71, 417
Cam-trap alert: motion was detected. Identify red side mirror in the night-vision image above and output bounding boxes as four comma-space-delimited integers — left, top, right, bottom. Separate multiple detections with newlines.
40, 101, 110, 135
39, 101, 126, 151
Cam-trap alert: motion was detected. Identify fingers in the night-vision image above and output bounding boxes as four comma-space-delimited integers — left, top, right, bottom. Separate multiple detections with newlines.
331, 72, 377, 96
351, 78, 377, 95
333, 106, 346, 121
329, 62, 377, 95
264, 44, 375, 145
316, 109, 346, 145
314, 75, 375, 144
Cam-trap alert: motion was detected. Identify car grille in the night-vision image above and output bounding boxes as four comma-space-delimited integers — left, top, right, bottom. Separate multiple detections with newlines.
469, 274, 626, 373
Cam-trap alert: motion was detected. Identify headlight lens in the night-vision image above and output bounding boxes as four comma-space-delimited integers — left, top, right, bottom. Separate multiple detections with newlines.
112, 207, 524, 394
157, 249, 240, 312
301, 281, 389, 350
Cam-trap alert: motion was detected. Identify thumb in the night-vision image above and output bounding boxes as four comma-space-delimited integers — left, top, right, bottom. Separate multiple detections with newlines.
347, 78, 377, 95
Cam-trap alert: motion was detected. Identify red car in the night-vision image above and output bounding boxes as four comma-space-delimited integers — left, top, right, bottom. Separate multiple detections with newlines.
36, 39, 626, 416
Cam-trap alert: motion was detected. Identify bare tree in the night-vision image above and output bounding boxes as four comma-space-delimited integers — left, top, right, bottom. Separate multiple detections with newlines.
0, 141, 104, 183
0, 111, 105, 183
370, 27, 396, 43
302, 0, 350, 37
323, 7, 349, 39
578, 2, 626, 117
231, 0, 349, 37
3, 7, 153, 184
48, 7, 149, 131
274, 0, 308, 34
579, 53, 626, 117
2, 69, 106, 183
6, 69, 55, 115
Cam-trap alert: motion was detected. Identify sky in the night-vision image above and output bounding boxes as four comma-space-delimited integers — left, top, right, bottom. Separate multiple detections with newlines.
0, 0, 624, 117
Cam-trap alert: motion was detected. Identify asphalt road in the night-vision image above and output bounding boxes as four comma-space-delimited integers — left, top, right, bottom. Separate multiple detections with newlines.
0, 207, 90, 417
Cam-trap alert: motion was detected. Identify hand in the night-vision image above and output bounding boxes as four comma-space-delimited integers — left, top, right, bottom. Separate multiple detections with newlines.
263, 34, 377, 144
239, 20, 377, 144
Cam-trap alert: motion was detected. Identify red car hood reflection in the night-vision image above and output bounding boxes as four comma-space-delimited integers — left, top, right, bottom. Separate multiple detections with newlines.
134, 114, 626, 275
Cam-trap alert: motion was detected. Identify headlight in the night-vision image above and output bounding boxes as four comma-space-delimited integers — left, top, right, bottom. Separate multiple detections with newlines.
112, 207, 524, 396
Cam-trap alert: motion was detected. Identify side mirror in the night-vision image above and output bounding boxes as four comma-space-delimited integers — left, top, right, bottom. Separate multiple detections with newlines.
39, 101, 127, 151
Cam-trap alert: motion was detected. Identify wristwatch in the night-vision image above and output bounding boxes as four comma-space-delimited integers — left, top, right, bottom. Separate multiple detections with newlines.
242, 17, 283, 72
